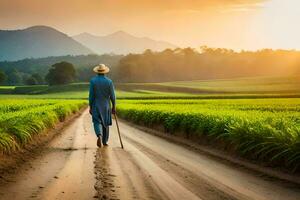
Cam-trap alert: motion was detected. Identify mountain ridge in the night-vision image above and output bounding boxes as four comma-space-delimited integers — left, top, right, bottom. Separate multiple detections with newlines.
72, 31, 177, 55
0, 26, 177, 61
0, 26, 93, 61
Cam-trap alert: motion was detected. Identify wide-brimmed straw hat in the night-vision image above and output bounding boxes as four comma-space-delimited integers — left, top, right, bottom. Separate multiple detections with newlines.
93, 64, 110, 74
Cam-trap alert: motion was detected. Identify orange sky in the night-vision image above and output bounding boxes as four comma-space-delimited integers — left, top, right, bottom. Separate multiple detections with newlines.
0, 0, 299, 50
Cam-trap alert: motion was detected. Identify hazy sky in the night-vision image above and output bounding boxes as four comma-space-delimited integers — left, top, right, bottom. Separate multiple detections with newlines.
0, 0, 300, 50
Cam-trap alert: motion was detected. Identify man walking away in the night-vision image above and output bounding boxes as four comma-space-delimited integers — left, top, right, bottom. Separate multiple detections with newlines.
89, 64, 116, 147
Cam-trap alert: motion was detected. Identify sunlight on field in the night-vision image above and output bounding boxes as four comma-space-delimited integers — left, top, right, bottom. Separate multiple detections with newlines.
153, 76, 300, 93
118, 98, 300, 170
0, 99, 87, 153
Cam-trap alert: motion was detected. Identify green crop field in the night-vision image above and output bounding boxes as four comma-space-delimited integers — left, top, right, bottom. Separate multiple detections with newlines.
0, 86, 15, 94
117, 75, 300, 94
0, 99, 87, 153
117, 98, 300, 171
1, 75, 300, 97
158, 75, 300, 93
1, 75, 300, 171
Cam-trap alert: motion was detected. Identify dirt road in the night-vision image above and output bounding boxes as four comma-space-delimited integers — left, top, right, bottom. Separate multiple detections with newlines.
0, 110, 299, 200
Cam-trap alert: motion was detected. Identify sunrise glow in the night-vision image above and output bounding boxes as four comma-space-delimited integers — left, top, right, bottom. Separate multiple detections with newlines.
0, 0, 299, 50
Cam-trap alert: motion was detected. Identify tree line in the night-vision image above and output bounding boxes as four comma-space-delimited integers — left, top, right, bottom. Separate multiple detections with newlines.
0, 54, 122, 85
114, 47, 300, 82
0, 62, 74, 85
1, 47, 300, 85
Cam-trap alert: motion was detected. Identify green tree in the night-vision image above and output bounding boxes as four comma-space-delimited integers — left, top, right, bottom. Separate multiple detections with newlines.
45, 62, 76, 85
31, 73, 44, 84
7, 69, 22, 85
25, 77, 38, 85
0, 70, 7, 85
21, 73, 31, 85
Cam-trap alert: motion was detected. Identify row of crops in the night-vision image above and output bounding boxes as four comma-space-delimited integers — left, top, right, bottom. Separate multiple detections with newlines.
117, 98, 300, 171
0, 99, 87, 153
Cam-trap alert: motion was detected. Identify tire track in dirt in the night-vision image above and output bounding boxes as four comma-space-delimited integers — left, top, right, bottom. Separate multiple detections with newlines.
115, 119, 300, 200
0, 110, 98, 200
93, 118, 201, 199
123, 136, 236, 200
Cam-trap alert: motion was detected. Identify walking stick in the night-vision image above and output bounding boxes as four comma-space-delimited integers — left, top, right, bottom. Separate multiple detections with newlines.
114, 113, 124, 149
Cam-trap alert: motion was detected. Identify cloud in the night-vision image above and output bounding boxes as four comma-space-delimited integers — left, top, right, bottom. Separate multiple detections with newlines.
0, 0, 269, 16
107, 0, 269, 12
222, 2, 265, 13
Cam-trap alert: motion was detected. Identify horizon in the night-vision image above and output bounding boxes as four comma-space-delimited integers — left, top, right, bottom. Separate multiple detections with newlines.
1, 0, 300, 51
2, 24, 300, 53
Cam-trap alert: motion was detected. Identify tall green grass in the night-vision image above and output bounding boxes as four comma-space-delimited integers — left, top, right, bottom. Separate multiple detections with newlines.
117, 98, 300, 171
0, 99, 87, 153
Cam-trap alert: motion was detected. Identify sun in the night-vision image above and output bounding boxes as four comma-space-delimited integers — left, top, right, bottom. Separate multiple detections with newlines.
258, 0, 300, 49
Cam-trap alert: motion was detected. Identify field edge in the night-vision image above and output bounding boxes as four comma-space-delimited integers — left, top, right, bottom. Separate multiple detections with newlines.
118, 118, 300, 185
0, 107, 87, 179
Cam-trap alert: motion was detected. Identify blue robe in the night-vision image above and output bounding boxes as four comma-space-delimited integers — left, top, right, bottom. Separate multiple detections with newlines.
89, 75, 116, 127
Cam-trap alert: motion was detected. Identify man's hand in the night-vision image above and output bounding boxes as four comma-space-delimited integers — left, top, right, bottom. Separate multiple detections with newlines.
112, 107, 116, 115
89, 107, 92, 115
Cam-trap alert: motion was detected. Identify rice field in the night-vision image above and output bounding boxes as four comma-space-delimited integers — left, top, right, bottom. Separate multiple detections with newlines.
117, 98, 300, 171
0, 99, 87, 153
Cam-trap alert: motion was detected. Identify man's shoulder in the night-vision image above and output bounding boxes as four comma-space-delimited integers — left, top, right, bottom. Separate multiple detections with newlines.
90, 76, 113, 84
104, 76, 113, 83
90, 76, 97, 83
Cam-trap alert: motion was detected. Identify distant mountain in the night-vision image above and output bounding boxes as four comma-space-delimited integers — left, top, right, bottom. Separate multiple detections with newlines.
0, 26, 93, 61
72, 31, 177, 55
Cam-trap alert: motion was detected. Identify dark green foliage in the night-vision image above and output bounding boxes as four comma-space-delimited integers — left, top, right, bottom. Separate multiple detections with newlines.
24, 73, 43, 85
46, 62, 76, 85
13, 85, 48, 94
0, 87, 14, 94
25, 77, 38, 85
31, 73, 44, 84
0, 54, 122, 83
0, 83, 89, 95
0, 70, 7, 84
7, 69, 22, 85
